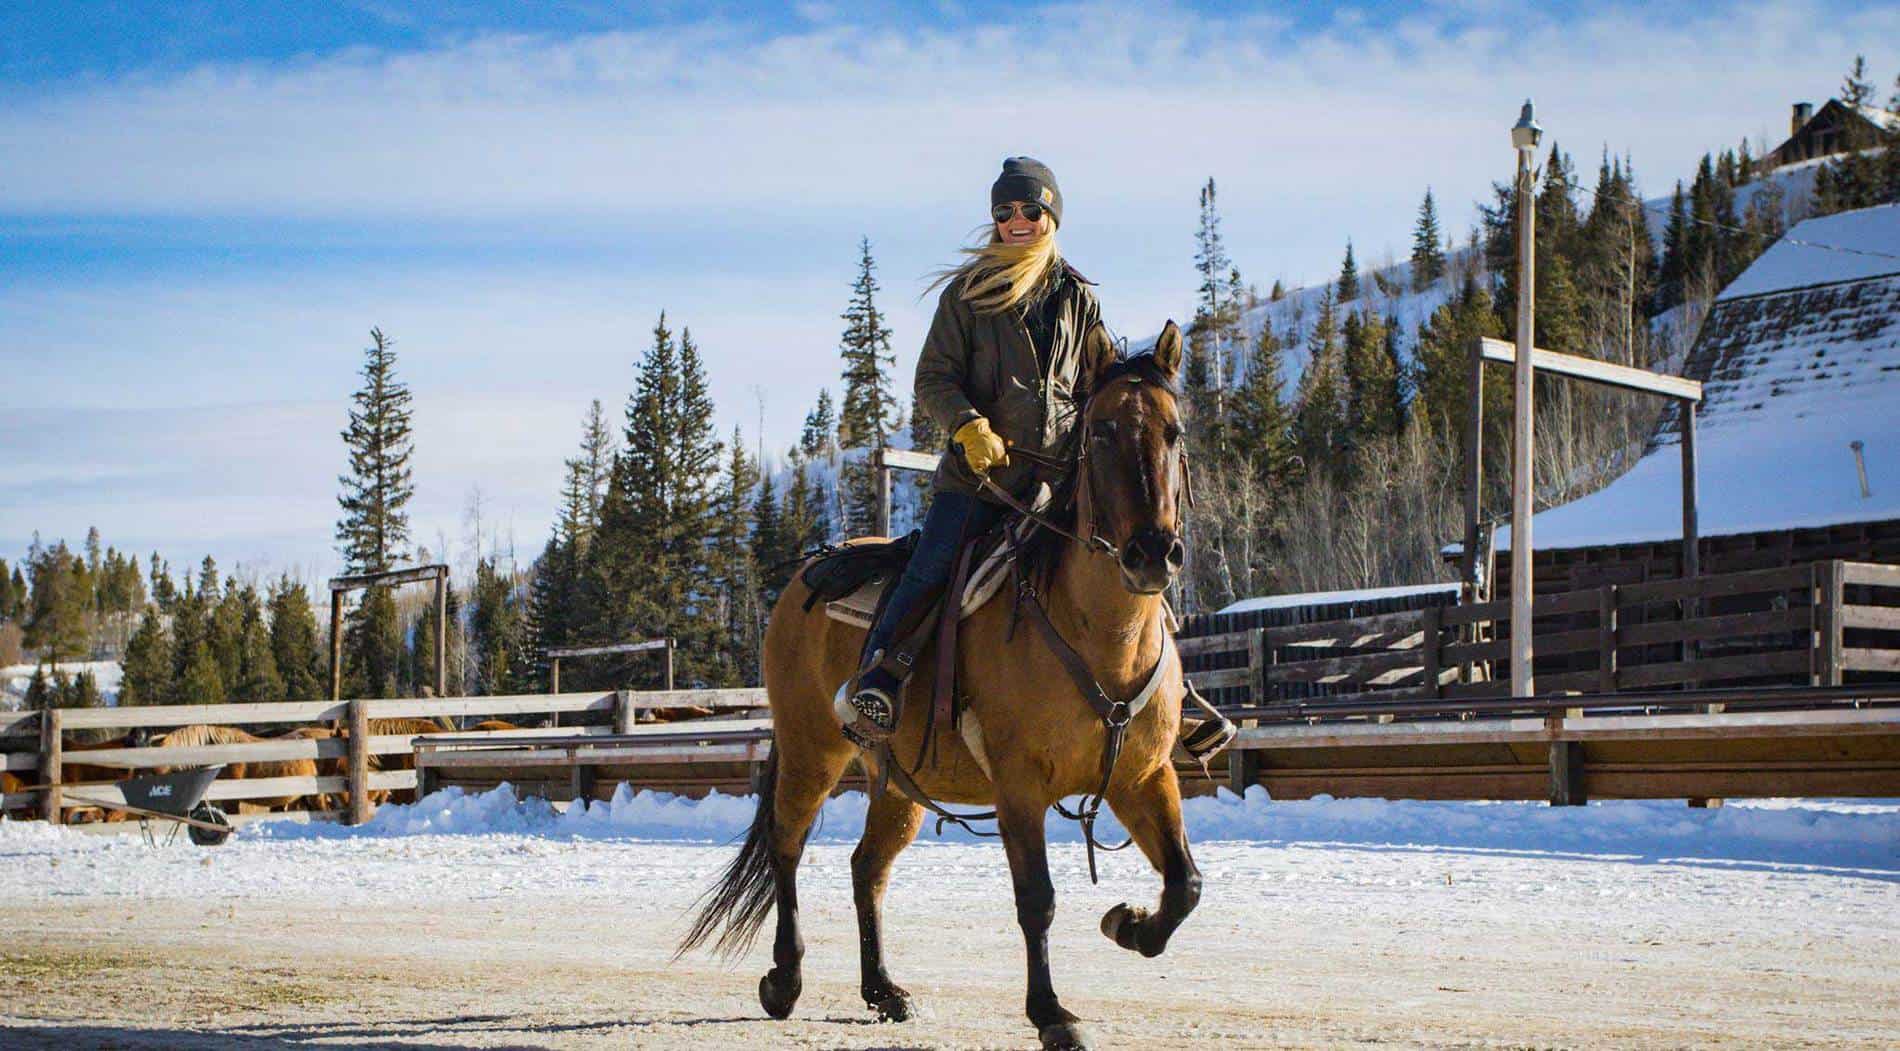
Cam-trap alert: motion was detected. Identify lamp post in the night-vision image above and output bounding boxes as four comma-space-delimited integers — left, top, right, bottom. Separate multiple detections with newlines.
1510, 99, 1542, 699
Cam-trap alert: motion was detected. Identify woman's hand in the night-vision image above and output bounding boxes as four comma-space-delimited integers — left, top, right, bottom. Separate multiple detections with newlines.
953, 417, 1010, 475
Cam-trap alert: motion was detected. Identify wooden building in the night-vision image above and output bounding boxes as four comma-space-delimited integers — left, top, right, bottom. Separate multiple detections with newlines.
1493, 202, 1900, 595
1766, 98, 1898, 170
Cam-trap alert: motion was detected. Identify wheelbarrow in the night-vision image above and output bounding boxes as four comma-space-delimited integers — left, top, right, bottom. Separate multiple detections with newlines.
68, 765, 234, 847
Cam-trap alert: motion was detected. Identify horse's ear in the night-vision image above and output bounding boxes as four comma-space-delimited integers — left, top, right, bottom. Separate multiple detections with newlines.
1153, 320, 1183, 378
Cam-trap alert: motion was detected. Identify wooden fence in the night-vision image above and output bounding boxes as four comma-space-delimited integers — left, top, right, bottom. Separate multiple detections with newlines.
1185, 560, 1900, 720
1, 688, 765, 825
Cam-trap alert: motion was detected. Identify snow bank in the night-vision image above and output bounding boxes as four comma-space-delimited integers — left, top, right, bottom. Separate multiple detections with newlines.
246, 784, 1900, 873
0, 660, 123, 709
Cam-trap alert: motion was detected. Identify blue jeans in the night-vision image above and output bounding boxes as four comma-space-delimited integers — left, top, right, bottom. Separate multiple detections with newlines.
862, 489, 1002, 666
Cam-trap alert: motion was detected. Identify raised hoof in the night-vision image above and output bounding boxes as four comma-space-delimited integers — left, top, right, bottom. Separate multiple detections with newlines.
1038, 1021, 1094, 1050
1100, 902, 1151, 955
869, 991, 916, 1022
758, 968, 801, 1020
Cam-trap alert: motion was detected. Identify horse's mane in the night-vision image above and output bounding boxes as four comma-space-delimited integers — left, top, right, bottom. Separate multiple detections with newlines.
157, 724, 257, 748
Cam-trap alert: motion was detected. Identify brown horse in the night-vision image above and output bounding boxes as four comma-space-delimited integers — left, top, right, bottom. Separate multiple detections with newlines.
683, 324, 1200, 1050
150, 725, 323, 812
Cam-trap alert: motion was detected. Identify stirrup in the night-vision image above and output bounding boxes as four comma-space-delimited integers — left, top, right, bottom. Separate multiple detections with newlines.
1178, 714, 1238, 762
835, 660, 899, 747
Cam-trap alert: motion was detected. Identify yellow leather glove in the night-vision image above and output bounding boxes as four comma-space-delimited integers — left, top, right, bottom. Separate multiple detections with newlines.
953, 417, 1010, 475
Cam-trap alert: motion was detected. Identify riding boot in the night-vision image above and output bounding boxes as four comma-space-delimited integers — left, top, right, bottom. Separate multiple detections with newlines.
1174, 681, 1238, 763
838, 653, 903, 747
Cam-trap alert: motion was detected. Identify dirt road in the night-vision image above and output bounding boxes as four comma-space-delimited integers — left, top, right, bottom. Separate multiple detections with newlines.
2, 831, 1896, 1048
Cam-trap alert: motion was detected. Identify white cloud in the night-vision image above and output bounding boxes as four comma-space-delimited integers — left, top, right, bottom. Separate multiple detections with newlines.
2, 1, 1893, 573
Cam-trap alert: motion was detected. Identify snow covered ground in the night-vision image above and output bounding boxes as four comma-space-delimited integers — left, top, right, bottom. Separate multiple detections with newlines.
2, 787, 1896, 1047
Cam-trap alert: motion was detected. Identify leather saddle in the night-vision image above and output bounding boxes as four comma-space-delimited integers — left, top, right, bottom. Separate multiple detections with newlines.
809, 483, 1050, 632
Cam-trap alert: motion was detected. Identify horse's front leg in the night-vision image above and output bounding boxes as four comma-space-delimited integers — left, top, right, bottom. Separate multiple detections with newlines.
1100, 764, 1202, 958
998, 796, 1092, 1051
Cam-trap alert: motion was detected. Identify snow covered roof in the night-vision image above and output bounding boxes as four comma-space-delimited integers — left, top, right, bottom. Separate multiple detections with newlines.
1718, 202, 1900, 300
1502, 203, 1900, 553
1218, 582, 1458, 616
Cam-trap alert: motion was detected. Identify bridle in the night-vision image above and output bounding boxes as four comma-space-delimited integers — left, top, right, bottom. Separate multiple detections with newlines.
974, 370, 1193, 562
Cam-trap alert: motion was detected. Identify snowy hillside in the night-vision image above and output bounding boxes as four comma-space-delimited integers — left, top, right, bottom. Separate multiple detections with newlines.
0, 660, 122, 710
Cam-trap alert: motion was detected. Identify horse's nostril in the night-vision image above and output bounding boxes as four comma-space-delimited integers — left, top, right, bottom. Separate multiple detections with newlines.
1166, 539, 1185, 569
1121, 545, 1147, 570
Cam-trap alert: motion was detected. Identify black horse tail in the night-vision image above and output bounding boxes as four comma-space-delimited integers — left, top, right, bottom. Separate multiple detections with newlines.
677, 744, 780, 959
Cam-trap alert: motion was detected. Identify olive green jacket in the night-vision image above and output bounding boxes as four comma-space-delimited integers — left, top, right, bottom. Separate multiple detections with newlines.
914, 265, 1103, 499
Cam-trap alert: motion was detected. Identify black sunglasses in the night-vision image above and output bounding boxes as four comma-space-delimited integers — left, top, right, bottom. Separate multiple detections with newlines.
992, 202, 1046, 224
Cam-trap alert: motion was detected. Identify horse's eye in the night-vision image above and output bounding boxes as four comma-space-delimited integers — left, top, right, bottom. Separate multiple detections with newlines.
1163, 423, 1182, 445
1092, 420, 1117, 441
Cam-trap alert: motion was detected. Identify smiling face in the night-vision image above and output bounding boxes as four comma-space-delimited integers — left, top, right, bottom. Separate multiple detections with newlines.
993, 202, 1052, 244
1079, 322, 1188, 594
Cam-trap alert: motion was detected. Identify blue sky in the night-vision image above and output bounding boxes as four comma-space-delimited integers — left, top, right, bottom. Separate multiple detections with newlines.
2, 1, 1894, 582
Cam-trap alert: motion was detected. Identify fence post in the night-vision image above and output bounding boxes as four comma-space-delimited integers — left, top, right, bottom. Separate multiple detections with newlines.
1420, 606, 1443, 699
664, 639, 676, 692
614, 689, 636, 735
39, 709, 62, 825
1226, 747, 1259, 799
1597, 584, 1618, 694
1820, 560, 1846, 686
329, 589, 344, 701
347, 697, 372, 826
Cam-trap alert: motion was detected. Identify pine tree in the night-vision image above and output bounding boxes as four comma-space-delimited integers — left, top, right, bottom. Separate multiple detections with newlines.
468, 558, 522, 696
752, 469, 794, 599
800, 390, 837, 460
1189, 178, 1235, 421
1410, 189, 1447, 291
409, 577, 462, 697
1343, 310, 1399, 449
1230, 321, 1295, 491
118, 609, 170, 705
585, 314, 725, 688
177, 635, 226, 704
709, 427, 761, 686
267, 577, 324, 701
1268, 279, 1286, 302
572, 399, 616, 539
23, 542, 89, 663
837, 238, 897, 449
1336, 242, 1359, 303
208, 575, 249, 695
148, 553, 177, 612
1292, 292, 1348, 477
235, 615, 285, 703
64, 669, 103, 709
335, 327, 415, 698
836, 240, 898, 534
22, 664, 52, 710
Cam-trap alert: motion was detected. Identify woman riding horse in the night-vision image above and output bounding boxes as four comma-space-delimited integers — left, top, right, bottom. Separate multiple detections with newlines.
845, 156, 1232, 763
844, 155, 1091, 741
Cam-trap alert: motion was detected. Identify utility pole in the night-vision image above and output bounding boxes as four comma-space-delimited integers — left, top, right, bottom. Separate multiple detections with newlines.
1510, 99, 1543, 699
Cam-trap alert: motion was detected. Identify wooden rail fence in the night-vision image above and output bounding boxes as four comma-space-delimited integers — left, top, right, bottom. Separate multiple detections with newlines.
1, 688, 766, 825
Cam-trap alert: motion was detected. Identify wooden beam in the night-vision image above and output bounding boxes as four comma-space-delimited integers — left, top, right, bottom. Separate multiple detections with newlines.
1479, 337, 1704, 401
546, 639, 671, 659
1548, 740, 1587, 806
875, 447, 942, 474
329, 563, 449, 590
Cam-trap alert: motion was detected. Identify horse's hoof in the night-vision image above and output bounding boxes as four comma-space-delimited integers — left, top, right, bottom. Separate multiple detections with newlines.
758, 967, 801, 1020
870, 991, 916, 1022
1100, 902, 1147, 953
1038, 1021, 1094, 1050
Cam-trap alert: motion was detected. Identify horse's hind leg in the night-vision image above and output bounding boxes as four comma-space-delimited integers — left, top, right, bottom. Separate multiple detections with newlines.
759, 735, 853, 1020
852, 789, 923, 1020
1100, 764, 1202, 958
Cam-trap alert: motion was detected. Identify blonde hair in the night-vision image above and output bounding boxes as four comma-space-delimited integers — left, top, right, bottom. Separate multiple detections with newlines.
929, 221, 1062, 315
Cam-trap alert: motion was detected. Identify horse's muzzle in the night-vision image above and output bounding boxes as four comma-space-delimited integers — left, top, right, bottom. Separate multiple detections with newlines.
1119, 528, 1184, 593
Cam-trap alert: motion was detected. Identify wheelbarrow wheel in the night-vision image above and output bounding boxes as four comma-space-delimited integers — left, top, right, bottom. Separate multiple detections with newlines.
187, 804, 232, 847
